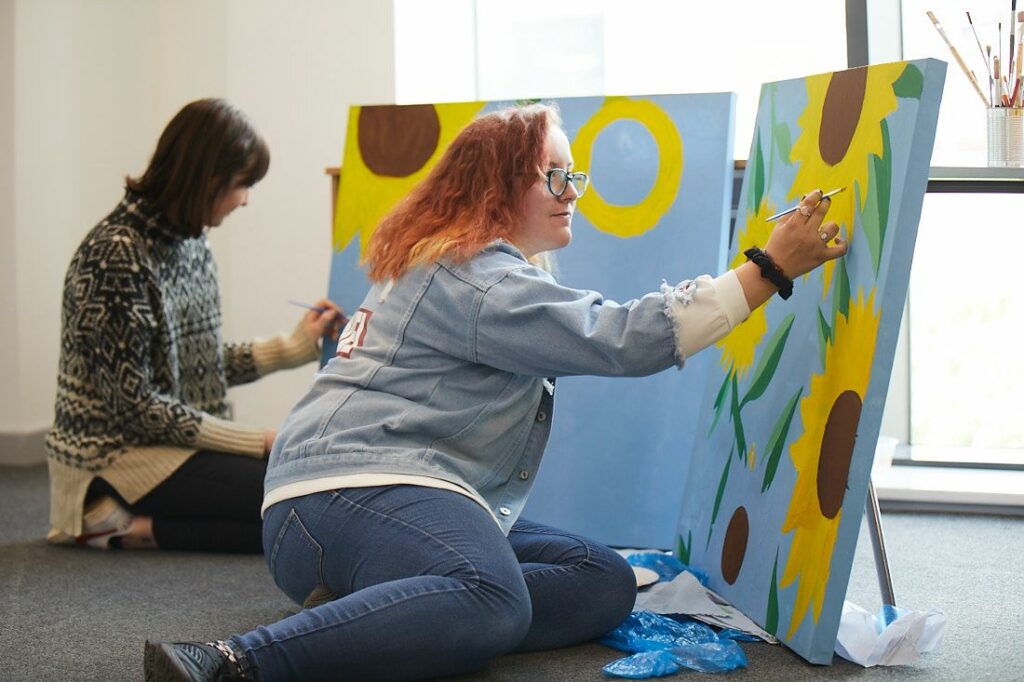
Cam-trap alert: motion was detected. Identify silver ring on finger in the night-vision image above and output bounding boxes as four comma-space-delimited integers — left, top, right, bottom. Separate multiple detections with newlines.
797, 206, 813, 217
818, 230, 830, 242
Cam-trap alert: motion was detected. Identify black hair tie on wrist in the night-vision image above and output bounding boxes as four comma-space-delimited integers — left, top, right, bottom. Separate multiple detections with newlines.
744, 247, 793, 300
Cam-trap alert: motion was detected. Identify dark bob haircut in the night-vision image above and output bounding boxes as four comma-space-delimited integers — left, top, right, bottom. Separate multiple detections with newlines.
126, 98, 270, 237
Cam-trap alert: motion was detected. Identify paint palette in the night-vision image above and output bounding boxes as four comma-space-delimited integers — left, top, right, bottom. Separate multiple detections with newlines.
634, 566, 660, 589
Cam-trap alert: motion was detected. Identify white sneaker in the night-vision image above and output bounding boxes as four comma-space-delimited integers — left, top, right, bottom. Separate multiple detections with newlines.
75, 496, 133, 549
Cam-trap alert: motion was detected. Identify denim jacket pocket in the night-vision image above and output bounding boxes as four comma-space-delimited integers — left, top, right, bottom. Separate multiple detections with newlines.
269, 508, 326, 606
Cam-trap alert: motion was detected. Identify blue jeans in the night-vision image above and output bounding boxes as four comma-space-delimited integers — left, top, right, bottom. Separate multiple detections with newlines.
230, 485, 636, 681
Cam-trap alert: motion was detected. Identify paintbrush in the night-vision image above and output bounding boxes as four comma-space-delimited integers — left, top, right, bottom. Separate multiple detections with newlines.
967, 11, 994, 101
767, 187, 847, 221
1012, 1, 1018, 82
927, 11, 991, 106
1017, 12, 1024, 105
988, 44, 995, 103
967, 12, 988, 65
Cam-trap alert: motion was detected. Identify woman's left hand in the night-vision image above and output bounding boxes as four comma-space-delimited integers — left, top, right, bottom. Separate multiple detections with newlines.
301, 298, 347, 342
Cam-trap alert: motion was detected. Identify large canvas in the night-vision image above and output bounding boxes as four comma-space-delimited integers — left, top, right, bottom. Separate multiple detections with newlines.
328, 95, 736, 549
675, 59, 945, 664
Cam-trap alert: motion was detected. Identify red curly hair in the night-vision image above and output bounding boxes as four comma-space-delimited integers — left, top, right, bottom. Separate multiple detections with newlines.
362, 103, 559, 282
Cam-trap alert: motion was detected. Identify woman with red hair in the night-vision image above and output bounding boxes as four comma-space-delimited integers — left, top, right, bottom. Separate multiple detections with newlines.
146, 103, 844, 681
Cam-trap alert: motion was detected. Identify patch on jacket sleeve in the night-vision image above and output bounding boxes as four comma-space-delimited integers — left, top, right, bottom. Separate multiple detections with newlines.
336, 308, 373, 358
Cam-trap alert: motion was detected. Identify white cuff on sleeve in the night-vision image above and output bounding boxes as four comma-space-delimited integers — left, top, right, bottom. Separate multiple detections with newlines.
662, 270, 751, 366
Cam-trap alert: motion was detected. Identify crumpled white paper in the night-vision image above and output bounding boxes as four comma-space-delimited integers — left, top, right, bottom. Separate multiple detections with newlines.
633, 570, 778, 644
834, 600, 946, 667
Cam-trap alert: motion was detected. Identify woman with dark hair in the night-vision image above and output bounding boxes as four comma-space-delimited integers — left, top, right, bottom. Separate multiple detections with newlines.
145, 103, 844, 680
46, 98, 344, 554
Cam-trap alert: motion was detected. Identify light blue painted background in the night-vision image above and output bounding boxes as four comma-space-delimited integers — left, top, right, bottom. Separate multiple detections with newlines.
325, 94, 737, 550
676, 59, 946, 663
522, 94, 735, 549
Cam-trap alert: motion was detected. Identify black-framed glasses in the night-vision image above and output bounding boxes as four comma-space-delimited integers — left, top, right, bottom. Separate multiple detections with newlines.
545, 168, 589, 198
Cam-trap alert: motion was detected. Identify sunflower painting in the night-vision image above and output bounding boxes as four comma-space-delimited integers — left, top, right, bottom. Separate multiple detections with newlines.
328, 94, 737, 550
676, 60, 945, 664
717, 198, 776, 380
788, 63, 906, 295
781, 290, 881, 640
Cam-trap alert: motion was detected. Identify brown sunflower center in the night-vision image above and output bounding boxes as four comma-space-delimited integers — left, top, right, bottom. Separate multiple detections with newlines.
818, 68, 868, 165
721, 506, 749, 585
816, 390, 862, 519
358, 104, 440, 177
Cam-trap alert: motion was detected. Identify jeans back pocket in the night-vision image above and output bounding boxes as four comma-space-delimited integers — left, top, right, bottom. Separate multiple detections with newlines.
268, 508, 326, 607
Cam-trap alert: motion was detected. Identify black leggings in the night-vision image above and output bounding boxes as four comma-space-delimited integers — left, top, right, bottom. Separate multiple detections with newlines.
85, 451, 266, 554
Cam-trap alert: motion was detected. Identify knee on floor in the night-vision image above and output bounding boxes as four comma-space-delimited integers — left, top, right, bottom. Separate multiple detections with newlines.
454, 594, 533, 661
596, 550, 640, 629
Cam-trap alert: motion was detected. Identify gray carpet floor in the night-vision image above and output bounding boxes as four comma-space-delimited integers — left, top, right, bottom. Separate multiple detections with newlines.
1, 464, 1022, 681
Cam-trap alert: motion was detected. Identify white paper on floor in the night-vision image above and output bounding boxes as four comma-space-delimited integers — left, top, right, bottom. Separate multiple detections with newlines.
833, 600, 946, 667
633, 570, 779, 644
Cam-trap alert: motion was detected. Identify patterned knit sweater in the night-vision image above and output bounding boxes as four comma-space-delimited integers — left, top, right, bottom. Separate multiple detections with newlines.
46, 190, 319, 537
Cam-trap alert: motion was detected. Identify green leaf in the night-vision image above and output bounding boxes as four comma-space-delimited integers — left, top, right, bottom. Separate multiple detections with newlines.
707, 449, 734, 548
730, 373, 748, 459
752, 135, 765, 214
861, 171, 882, 273
766, 549, 780, 636
761, 387, 802, 492
816, 307, 832, 371
892, 63, 923, 99
677, 530, 692, 565
876, 121, 892, 260
707, 370, 732, 436
832, 252, 851, 322
860, 120, 892, 275
773, 122, 793, 166
740, 314, 795, 408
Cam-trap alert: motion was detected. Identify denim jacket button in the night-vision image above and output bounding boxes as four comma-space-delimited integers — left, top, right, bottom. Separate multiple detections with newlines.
519, 470, 529, 480
536, 411, 547, 422
498, 506, 512, 516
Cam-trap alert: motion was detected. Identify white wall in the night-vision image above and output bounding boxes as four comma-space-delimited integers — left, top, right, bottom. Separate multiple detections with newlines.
0, 0, 16, 430
1, 0, 397, 460
214, 0, 396, 428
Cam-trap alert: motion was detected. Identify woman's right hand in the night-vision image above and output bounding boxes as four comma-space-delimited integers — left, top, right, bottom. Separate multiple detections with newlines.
764, 189, 848, 279
301, 298, 347, 343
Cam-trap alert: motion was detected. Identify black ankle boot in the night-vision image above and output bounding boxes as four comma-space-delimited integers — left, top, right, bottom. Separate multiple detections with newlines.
144, 640, 248, 681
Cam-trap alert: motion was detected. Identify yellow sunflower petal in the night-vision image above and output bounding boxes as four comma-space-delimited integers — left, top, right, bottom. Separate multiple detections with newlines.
787, 64, 905, 295
780, 291, 881, 639
716, 198, 776, 377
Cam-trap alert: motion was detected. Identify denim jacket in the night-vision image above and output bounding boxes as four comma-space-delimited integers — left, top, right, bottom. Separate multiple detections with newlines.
265, 241, 748, 533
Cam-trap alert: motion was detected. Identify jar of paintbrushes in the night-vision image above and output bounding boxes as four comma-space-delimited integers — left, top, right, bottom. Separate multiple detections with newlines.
927, 8, 1024, 167
987, 106, 1024, 166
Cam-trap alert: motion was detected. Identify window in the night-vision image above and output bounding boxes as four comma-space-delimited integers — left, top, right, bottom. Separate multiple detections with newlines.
391, 0, 1024, 490
905, 194, 1024, 462
395, 0, 848, 157
881, 1, 1024, 469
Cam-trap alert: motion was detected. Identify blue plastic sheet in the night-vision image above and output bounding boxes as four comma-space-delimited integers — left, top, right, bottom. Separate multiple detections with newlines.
880, 604, 900, 627
669, 641, 746, 674
601, 612, 717, 653
625, 552, 709, 586
600, 611, 747, 678
603, 651, 681, 679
